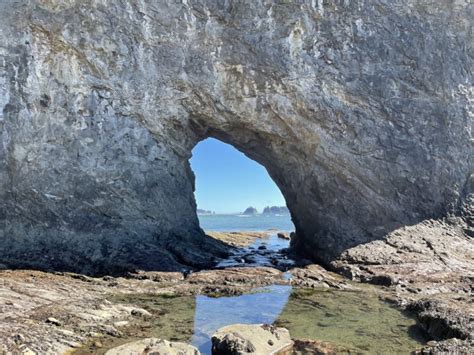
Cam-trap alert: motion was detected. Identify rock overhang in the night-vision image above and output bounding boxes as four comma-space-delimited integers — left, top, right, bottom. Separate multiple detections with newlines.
0, 0, 472, 273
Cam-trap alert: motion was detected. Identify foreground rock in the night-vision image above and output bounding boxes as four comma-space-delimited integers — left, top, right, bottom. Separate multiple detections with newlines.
212, 324, 292, 355
1, 1, 471, 273
0, 218, 472, 354
0, 267, 290, 353
105, 338, 200, 355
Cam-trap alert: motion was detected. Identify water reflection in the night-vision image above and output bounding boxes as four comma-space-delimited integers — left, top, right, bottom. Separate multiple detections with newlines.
78, 284, 427, 354
191, 285, 292, 354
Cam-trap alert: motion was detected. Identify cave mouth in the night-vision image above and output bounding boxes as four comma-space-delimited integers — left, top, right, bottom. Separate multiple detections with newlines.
189, 137, 295, 236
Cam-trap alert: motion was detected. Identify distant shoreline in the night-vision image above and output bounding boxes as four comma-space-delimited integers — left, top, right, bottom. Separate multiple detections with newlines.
197, 213, 290, 217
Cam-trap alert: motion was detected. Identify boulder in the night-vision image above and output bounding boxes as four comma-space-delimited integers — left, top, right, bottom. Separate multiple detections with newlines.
104, 338, 200, 355
211, 324, 293, 355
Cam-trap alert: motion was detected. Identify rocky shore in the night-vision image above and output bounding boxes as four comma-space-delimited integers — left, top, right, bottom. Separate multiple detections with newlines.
1, 226, 472, 354
332, 218, 474, 353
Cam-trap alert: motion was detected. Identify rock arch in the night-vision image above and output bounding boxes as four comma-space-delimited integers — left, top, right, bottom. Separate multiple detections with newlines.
0, 1, 471, 274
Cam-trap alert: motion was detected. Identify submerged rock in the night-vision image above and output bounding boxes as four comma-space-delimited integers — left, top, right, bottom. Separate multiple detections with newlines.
283, 338, 349, 355
104, 338, 200, 355
211, 324, 293, 355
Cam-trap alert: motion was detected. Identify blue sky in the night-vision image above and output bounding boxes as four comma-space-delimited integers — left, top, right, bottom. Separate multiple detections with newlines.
190, 138, 286, 214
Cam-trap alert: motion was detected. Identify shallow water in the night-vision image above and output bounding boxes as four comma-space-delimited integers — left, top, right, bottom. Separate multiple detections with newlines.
276, 288, 427, 353
198, 213, 294, 232
82, 286, 427, 355
74, 217, 427, 354
215, 233, 294, 269
192, 285, 292, 353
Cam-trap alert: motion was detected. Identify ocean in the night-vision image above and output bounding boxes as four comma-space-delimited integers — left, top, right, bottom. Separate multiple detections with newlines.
197, 214, 294, 232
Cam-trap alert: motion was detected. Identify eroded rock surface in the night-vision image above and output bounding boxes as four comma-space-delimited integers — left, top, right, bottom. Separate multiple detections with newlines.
104, 338, 200, 355
0, 1, 472, 272
211, 324, 293, 355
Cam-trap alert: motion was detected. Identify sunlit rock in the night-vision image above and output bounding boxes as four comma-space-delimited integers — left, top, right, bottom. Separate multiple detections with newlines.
211, 324, 292, 355
104, 338, 200, 355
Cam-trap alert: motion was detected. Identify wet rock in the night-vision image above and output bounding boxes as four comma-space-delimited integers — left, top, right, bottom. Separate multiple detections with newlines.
406, 299, 473, 341
284, 338, 349, 354
186, 267, 285, 288
242, 255, 257, 264
277, 233, 290, 240
418, 338, 474, 354
212, 324, 293, 355
104, 338, 200, 355
127, 271, 185, 283
290, 264, 354, 290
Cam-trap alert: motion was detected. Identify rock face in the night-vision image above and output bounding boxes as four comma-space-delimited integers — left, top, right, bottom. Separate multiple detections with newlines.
0, 1, 472, 273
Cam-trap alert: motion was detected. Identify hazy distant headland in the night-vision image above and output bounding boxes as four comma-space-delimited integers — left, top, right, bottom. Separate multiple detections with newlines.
241, 206, 290, 216
196, 209, 215, 215
197, 206, 290, 216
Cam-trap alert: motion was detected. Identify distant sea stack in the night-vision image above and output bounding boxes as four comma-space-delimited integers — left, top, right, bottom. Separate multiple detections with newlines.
243, 207, 258, 215
262, 206, 290, 215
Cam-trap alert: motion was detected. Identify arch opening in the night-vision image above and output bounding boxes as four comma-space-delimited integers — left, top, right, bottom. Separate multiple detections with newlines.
189, 137, 295, 235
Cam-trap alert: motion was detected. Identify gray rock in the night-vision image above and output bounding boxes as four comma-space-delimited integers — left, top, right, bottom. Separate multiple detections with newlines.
211, 324, 293, 355
277, 232, 290, 240
0, 1, 472, 273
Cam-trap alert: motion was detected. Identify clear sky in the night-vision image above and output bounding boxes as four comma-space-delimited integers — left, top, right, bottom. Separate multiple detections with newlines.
190, 138, 286, 214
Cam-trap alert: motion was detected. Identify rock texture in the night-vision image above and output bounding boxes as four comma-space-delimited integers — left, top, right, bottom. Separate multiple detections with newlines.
331, 218, 474, 350
104, 338, 200, 355
0, 1, 472, 272
211, 324, 293, 355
